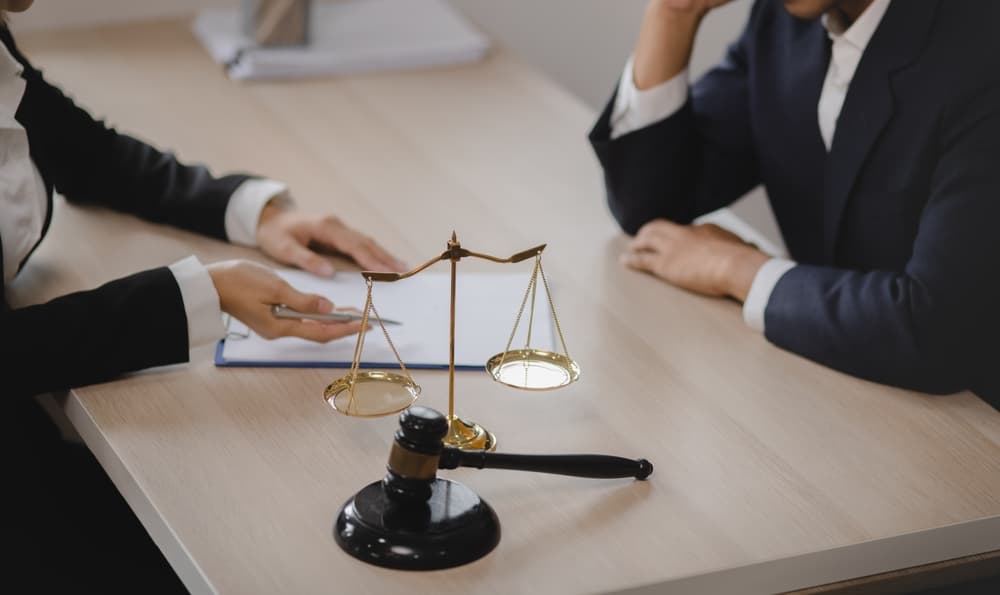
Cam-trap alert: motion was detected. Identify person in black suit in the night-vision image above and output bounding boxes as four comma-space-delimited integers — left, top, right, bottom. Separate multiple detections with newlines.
0, 1, 404, 591
590, 0, 999, 406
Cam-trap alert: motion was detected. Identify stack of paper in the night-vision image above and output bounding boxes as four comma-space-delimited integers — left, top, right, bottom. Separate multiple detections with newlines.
193, 0, 490, 80
216, 270, 557, 369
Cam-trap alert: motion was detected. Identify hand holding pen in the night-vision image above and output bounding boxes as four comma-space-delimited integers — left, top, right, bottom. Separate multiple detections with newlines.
208, 260, 371, 342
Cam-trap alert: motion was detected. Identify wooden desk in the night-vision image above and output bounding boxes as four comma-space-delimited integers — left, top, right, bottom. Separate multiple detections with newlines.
9, 19, 1000, 595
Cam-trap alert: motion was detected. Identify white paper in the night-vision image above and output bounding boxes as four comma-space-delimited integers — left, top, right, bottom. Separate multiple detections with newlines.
193, 0, 490, 80
220, 270, 556, 369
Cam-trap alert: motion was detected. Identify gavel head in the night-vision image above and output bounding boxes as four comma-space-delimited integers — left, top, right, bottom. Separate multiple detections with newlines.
382, 406, 448, 504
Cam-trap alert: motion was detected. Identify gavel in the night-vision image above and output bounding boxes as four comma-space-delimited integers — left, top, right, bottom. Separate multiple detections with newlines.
383, 406, 653, 504
334, 406, 653, 571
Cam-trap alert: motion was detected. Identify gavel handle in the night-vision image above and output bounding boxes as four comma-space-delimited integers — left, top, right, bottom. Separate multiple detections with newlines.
439, 447, 653, 480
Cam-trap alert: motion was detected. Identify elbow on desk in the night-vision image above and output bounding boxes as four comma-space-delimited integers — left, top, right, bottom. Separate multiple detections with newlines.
605, 184, 696, 237
764, 268, 995, 400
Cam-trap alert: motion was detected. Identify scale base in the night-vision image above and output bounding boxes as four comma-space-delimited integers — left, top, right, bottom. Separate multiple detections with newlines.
444, 415, 496, 451
334, 479, 501, 571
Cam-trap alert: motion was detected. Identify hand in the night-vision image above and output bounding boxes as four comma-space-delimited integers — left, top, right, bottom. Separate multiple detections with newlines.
633, 0, 734, 90
207, 260, 365, 342
621, 220, 769, 301
256, 203, 407, 277
654, 0, 734, 17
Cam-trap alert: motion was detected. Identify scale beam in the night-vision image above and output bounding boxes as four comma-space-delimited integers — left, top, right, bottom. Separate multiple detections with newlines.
362, 243, 547, 282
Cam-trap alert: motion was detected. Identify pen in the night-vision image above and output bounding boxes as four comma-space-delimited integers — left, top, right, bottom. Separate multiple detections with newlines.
271, 304, 402, 326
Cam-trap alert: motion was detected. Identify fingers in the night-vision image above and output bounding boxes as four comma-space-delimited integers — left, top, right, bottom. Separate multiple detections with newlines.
273, 319, 367, 343
279, 240, 336, 277
627, 233, 667, 255
312, 218, 407, 273
273, 280, 334, 315
619, 250, 660, 274
365, 239, 408, 273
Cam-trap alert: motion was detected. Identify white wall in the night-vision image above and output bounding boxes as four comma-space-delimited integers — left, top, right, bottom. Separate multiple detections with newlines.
12, 0, 780, 245
449, 0, 752, 110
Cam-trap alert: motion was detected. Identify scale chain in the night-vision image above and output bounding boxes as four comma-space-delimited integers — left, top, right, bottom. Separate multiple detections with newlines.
370, 301, 413, 383
346, 281, 375, 414
538, 260, 571, 360
524, 255, 539, 350
498, 257, 540, 370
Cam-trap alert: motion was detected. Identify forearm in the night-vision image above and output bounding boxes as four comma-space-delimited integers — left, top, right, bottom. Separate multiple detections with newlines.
633, 1, 705, 90
764, 266, 989, 395
591, 0, 758, 234
2, 268, 190, 399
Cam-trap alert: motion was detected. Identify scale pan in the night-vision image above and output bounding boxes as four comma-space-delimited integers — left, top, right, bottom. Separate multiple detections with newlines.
485, 349, 580, 391
324, 371, 421, 417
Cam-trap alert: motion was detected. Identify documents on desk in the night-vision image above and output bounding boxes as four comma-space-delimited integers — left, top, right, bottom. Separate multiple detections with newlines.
193, 0, 490, 80
217, 269, 556, 369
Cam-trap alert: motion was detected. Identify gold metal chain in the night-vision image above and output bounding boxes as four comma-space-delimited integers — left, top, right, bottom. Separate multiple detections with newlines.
346, 281, 375, 414
524, 254, 539, 350
347, 281, 414, 409
370, 300, 413, 384
499, 257, 540, 367
538, 259, 571, 360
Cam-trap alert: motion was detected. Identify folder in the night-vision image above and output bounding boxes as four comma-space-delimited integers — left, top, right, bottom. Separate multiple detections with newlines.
193, 0, 490, 81
215, 269, 556, 370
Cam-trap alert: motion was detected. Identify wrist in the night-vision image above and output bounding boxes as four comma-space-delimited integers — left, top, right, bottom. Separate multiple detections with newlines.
720, 246, 769, 302
649, 0, 710, 23
258, 200, 288, 226
206, 261, 236, 312
255, 199, 294, 243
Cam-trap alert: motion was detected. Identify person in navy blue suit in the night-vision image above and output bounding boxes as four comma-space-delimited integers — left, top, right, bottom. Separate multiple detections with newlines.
590, 0, 999, 407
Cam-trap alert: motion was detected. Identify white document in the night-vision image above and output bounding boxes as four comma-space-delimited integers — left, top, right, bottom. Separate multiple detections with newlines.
219, 270, 556, 369
193, 0, 490, 81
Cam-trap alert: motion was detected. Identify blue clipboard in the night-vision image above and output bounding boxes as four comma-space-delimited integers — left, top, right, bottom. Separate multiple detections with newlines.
213, 339, 486, 371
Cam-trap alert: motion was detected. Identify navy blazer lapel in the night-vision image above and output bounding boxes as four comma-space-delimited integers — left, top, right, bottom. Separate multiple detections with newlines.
822, 0, 939, 262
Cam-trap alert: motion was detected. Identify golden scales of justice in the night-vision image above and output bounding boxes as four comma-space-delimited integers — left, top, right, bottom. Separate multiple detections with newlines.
322, 232, 579, 450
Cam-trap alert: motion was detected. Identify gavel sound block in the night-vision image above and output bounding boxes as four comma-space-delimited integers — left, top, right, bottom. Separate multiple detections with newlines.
335, 406, 652, 571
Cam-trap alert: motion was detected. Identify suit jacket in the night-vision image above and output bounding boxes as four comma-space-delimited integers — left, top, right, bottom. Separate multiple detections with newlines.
590, 0, 1000, 406
0, 20, 255, 475
0, 26, 251, 401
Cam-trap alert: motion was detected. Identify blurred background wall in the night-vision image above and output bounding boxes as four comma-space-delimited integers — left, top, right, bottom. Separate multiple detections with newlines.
10, 0, 779, 245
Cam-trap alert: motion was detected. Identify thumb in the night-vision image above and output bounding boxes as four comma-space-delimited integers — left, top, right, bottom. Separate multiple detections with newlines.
282, 242, 335, 277
276, 282, 334, 315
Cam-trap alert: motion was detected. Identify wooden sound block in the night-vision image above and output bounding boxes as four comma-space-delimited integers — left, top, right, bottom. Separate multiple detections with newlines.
334, 478, 501, 571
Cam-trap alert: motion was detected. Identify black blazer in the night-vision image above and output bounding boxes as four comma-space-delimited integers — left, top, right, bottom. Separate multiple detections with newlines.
0, 26, 251, 400
590, 0, 999, 406
0, 27, 263, 578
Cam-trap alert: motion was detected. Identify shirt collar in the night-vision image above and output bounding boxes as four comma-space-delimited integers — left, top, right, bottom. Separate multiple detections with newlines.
822, 0, 892, 51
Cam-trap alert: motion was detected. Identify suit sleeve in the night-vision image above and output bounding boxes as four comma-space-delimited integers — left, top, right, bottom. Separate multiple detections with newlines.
1, 268, 190, 399
764, 84, 1000, 401
588, 3, 762, 235
9, 33, 250, 241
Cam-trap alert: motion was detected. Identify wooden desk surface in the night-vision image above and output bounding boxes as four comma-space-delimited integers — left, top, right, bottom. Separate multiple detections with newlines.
9, 19, 1000, 595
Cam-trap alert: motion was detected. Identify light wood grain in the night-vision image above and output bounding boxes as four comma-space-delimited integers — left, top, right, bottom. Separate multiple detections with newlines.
8, 19, 1000, 595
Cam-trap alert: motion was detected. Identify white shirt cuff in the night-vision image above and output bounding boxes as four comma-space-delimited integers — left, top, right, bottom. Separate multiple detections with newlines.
610, 56, 689, 140
168, 255, 226, 348
224, 179, 290, 246
742, 258, 797, 333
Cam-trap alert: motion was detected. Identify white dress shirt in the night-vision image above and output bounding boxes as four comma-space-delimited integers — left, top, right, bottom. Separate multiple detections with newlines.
610, 0, 892, 332
0, 40, 288, 348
